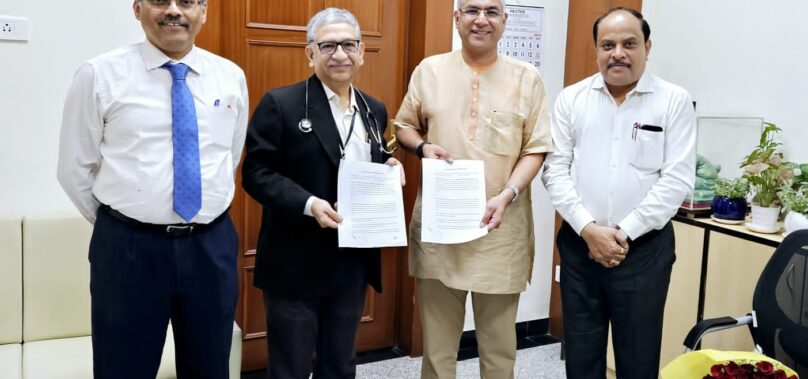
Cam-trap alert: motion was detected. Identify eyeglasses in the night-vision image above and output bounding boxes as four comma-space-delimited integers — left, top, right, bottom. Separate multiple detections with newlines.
311, 40, 360, 55
460, 7, 504, 20
144, 0, 203, 10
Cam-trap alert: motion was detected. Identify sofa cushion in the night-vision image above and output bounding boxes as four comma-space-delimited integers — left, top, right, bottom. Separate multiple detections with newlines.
0, 344, 22, 379
22, 214, 93, 342
22, 329, 176, 379
0, 216, 22, 345
21, 322, 242, 379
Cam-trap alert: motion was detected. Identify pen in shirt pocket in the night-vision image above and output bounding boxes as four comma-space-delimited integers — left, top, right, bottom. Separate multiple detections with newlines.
632, 122, 663, 140
214, 99, 221, 107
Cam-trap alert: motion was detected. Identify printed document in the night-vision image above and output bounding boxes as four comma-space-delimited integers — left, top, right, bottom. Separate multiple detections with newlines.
421, 159, 488, 244
337, 160, 407, 248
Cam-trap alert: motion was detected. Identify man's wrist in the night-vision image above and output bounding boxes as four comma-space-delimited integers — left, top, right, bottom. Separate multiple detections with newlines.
580, 221, 595, 238
615, 225, 631, 242
500, 185, 519, 203
303, 196, 317, 217
416, 141, 431, 159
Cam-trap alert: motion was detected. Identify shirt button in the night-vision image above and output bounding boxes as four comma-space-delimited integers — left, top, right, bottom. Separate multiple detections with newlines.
473, 84, 478, 89
472, 112, 477, 117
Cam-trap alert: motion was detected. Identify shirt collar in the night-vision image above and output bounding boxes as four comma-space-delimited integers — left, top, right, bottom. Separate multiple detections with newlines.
139, 39, 204, 76
321, 82, 357, 112
592, 71, 655, 95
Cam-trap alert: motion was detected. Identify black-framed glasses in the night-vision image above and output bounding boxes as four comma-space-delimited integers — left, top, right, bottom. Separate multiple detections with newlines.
311, 40, 360, 55
460, 7, 504, 20
144, 0, 203, 10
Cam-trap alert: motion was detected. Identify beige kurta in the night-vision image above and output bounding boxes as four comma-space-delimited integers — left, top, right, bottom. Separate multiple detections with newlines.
395, 51, 552, 294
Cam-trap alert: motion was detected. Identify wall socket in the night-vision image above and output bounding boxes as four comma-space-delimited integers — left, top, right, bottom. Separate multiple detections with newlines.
0, 15, 29, 41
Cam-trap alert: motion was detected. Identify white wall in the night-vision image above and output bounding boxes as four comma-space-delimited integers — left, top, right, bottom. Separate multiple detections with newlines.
1, 0, 567, 329
0, 1, 142, 217
452, 0, 569, 330
642, 0, 808, 164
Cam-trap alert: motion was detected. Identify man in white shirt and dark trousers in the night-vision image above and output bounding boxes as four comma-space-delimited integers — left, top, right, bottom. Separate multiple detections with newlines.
542, 7, 696, 379
57, 1, 248, 378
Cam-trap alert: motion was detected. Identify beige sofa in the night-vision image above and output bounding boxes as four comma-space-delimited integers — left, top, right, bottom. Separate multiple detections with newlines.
0, 216, 23, 379
0, 213, 242, 379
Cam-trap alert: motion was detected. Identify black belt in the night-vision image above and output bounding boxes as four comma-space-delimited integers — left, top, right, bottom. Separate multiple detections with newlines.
101, 205, 225, 237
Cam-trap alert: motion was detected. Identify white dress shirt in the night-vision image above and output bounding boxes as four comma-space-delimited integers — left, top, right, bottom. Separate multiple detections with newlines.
542, 72, 696, 240
58, 40, 249, 224
304, 83, 372, 216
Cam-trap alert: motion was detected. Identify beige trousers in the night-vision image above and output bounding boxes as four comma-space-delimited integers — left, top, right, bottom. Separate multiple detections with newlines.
417, 278, 520, 379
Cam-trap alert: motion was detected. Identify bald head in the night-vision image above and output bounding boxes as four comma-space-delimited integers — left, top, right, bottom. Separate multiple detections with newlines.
593, 7, 650, 44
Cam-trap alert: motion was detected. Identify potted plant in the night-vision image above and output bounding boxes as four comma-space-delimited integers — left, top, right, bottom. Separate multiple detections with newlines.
711, 178, 749, 222
740, 123, 790, 231
778, 164, 808, 234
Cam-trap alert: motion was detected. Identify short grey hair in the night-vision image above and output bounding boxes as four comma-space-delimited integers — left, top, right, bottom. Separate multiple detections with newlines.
306, 8, 362, 43
137, 0, 209, 4
456, 0, 505, 10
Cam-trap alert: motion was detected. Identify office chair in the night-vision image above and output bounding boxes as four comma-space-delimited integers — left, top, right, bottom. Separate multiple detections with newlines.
681, 229, 808, 377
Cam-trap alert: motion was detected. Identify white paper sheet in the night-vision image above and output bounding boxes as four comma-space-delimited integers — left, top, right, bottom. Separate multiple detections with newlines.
421, 159, 488, 244
337, 160, 407, 248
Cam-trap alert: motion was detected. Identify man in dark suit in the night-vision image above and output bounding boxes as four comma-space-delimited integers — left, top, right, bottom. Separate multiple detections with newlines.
242, 7, 403, 379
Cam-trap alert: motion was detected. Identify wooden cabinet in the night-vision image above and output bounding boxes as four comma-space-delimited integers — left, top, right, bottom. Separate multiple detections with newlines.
701, 232, 775, 350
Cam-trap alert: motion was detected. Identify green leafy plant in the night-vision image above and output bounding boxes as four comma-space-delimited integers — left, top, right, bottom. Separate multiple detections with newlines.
783, 162, 808, 188
740, 123, 790, 207
713, 178, 749, 199
778, 184, 808, 216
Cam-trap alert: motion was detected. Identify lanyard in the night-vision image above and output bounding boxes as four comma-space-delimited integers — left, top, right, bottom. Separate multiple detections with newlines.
338, 107, 358, 159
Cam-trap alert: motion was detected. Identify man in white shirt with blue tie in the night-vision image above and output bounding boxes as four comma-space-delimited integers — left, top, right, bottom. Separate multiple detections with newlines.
542, 7, 696, 379
57, 1, 247, 378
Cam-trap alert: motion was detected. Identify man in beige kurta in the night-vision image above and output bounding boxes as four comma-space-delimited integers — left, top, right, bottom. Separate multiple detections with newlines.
394, 1, 552, 377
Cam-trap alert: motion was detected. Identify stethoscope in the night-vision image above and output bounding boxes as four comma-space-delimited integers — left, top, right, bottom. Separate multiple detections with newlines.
298, 77, 396, 155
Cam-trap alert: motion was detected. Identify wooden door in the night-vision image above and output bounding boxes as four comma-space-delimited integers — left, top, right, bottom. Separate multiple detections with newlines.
209, 0, 409, 371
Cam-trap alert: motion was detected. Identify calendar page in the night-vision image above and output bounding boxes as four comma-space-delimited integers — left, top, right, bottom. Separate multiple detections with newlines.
498, 5, 544, 73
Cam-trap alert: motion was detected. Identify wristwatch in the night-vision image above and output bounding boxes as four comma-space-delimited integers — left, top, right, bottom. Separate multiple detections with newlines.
502, 184, 519, 203
416, 141, 432, 159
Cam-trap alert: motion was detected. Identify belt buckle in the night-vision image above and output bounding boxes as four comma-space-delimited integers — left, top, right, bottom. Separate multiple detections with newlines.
165, 224, 194, 237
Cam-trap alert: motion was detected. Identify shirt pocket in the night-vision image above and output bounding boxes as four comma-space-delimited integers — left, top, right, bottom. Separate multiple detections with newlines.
479, 110, 524, 157
200, 106, 238, 148
630, 127, 665, 171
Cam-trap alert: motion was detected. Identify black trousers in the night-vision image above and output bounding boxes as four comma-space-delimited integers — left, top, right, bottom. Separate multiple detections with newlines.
90, 206, 238, 379
558, 221, 675, 379
263, 254, 367, 379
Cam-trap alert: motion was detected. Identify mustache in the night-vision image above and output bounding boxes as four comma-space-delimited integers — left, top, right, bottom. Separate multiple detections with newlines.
157, 17, 189, 27
327, 61, 353, 67
608, 61, 631, 69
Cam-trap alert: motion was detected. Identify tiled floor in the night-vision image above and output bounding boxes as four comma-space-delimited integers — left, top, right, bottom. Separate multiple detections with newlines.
242, 342, 566, 378
355, 343, 565, 379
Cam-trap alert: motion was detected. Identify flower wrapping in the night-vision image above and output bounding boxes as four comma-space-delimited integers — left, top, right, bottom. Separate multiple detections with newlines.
661, 350, 799, 379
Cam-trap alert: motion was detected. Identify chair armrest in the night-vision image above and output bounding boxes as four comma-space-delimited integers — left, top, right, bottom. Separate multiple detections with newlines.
683, 314, 755, 351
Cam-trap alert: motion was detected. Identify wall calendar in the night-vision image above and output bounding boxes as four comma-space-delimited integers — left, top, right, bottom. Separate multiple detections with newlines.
498, 5, 544, 73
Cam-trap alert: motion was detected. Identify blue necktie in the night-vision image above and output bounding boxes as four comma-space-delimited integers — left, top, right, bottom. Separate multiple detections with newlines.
163, 62, 201, 222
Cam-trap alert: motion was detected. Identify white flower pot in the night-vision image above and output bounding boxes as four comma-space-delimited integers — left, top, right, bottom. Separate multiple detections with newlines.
750, 204, 781, 231
784, 211, 808, 235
